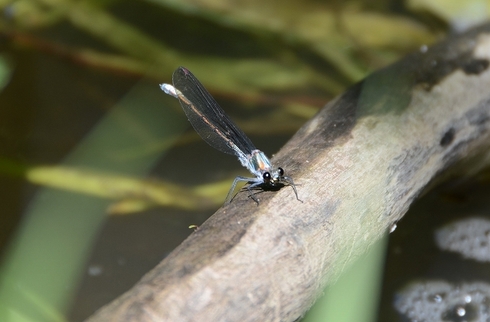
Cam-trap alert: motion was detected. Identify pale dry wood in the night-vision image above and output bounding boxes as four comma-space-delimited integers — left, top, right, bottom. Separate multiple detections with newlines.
86, 24, 490, 321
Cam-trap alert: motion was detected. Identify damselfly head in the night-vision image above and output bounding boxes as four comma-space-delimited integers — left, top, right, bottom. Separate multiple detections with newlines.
264, 167, 285, 184
259, 167, 289, 188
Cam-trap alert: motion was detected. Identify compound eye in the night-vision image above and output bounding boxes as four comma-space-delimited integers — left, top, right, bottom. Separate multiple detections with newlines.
263, 172, 271, 183
278, 167, 284, 176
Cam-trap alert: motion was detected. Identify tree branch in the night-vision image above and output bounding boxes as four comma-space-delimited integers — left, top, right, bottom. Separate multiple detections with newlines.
86, 24, 490, 321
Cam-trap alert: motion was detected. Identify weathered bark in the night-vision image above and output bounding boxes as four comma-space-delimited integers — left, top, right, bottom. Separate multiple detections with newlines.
86, 24, 490, 321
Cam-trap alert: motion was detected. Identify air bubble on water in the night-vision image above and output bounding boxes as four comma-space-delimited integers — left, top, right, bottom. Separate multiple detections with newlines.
434, 294, 443, 303
456, 306, 466, 316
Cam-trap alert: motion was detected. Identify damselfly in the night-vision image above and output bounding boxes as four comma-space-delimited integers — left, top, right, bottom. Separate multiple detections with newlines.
160, 67, 300, 204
